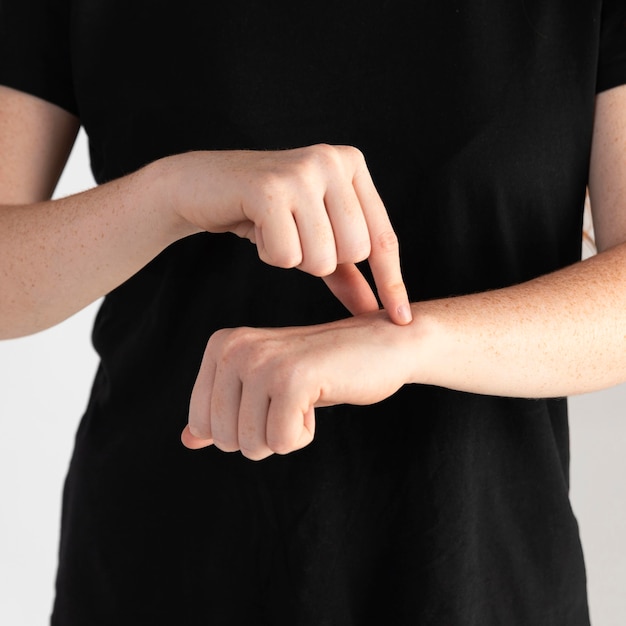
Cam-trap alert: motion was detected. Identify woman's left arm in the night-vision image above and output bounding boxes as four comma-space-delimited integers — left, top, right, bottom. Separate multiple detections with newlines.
411, 84, 626, 399
183, 86, 626, 460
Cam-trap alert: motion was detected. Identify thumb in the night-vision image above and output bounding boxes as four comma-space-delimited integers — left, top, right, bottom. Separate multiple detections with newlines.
181, 424, 214, 450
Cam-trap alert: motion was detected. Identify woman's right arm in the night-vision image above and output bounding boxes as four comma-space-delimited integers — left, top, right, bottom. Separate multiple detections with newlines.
0, 86, 200, 338
0, 86, 411, 340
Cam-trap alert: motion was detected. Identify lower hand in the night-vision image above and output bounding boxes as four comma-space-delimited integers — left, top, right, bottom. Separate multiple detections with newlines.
181, 312, 415, 460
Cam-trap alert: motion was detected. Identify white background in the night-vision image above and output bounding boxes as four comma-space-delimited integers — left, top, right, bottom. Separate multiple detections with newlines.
0, 131, 625, 624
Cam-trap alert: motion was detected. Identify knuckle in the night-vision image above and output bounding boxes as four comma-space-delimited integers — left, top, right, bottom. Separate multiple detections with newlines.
220, 327, 255, 357
212, 437, 239, 453
356, 241, 372, 262
300, 257, 337, 278
267, 433, 298, 456
344, 239, 371, 264
375, 229, 399, 253
310, 142, 337, 162
333, 145, 366, 176
381, 279, 407, 296
300, 143, 340, 175
208, 327, 245, 360
299, 428, 315, 449
206, 327, 227, 350
343, 144, 366, 165
240, 445, 272, 462
237, 416, 263, 450
268, 424, 313, 456
264, 247, 303, 270
237, 426, 255, 452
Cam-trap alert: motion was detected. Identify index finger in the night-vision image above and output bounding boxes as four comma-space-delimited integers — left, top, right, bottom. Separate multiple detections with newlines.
350, 157, 412, 325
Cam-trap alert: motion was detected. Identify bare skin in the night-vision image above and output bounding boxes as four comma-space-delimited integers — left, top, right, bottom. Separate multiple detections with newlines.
0, 87, 411, 338
2, 84, 626, 462
182, 85, 626, 458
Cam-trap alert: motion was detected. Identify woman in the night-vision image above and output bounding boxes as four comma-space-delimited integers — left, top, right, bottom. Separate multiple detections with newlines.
1, 1, 625, 624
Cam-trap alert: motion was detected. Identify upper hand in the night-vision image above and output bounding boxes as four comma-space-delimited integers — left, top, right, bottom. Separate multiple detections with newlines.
166, 144, 412, 325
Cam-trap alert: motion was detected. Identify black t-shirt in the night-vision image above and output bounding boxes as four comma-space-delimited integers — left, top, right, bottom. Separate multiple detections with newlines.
2, 1, 626, 624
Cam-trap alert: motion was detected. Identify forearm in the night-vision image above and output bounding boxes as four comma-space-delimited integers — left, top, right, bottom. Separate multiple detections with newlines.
0, 159, 197, 339
408, 244, 626, 398
1, 144, 413, 339
183, 246, 626, 456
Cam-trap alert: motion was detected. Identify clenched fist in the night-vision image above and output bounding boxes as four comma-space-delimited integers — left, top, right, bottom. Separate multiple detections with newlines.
182, 311, 417, 459
165, 144, 411, 324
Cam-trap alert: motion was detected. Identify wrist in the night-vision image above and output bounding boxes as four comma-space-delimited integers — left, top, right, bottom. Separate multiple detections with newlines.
401, 303, 451, 388
344, 308, 435, 388
141, 155, 204, 245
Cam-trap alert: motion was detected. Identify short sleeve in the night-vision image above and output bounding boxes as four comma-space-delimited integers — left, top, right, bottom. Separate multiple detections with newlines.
597, 0, 626, 92
0, 0, 78, 115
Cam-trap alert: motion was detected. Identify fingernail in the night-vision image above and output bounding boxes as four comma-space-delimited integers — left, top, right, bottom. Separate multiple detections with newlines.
397, 304, 412, 324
